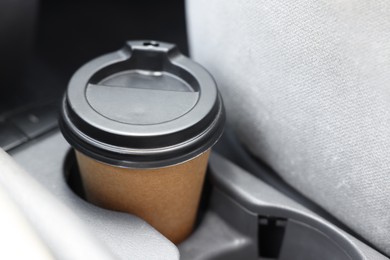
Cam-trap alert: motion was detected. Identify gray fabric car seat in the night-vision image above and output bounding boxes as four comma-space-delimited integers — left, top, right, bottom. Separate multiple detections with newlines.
186, 0, 390, 255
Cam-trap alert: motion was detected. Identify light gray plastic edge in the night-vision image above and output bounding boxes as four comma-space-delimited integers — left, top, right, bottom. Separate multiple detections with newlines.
0, 148, 115, 260
11, 132, 179, 260
178, 153, 388, 260
10, 130, 388, 260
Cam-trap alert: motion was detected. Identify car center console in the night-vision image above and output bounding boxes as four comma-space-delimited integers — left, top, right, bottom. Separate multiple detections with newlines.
5, 120, 386, 259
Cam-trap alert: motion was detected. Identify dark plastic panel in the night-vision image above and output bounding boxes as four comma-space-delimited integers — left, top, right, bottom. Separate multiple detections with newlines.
11, 104, 58, 139
0, 121, 27, 150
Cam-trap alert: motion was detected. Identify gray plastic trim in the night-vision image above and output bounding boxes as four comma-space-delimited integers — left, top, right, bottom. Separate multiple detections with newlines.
0, 150, 115, 260
11, 132, 179, 260
10, 131, 388, 260
179, 153, 388, 260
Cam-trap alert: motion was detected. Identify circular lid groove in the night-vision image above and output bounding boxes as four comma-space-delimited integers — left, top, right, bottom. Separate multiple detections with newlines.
60, 40, 225, 168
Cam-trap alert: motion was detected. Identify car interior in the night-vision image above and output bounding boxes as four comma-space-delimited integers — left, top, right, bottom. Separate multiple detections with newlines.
0, 0, 389, 259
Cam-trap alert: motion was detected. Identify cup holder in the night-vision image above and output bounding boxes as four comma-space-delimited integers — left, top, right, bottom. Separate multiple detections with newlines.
63, 148, 213, 244
64, 148, 369, 260
64, 150, 86, 200
12, 131, 384, 259
179, 153, 366, 260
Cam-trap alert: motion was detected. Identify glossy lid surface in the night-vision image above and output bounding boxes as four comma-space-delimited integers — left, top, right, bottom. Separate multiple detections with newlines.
60, 41, 225, 168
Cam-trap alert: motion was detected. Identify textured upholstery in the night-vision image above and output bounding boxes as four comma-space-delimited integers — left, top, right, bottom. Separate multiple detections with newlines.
186, 0, 390, 255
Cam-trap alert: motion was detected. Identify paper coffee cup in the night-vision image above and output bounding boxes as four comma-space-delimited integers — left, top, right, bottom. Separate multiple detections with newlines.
59, 41, 225, 244
76, 150, 210, 244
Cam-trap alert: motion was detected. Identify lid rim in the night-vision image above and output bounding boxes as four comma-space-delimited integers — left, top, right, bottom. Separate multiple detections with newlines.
60, 40, 225, 168
60, 98, 225, 168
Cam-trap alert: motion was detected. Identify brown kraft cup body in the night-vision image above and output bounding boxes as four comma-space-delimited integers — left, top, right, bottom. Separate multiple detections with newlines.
60, 41, 225, 244
76, 150, 210, 244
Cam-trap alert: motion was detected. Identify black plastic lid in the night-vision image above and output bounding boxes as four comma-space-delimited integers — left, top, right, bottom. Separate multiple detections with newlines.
60, 41, 225, 168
